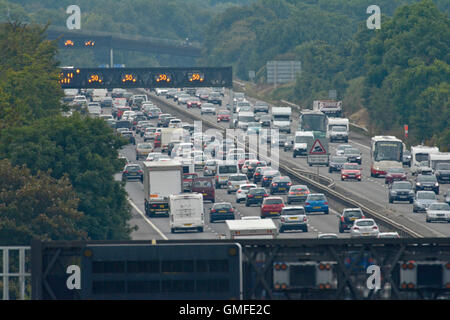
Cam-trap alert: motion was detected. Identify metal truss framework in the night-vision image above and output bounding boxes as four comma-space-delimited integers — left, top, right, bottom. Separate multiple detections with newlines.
31, 238, 450, 300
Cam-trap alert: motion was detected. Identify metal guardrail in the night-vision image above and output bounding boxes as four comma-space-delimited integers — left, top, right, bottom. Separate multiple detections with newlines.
1, 246, 31, 300
144, 90, 424, 238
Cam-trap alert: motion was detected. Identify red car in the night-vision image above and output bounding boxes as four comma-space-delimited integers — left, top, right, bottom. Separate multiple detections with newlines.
384, 167, 407, 184
261, 197, 285, 218
183, 173, 198, 192
154, 133, 161, 148
191, 177, 215, 203
187, 99, 202, 108
341, 163, 362, 181
217, 110, 231, 122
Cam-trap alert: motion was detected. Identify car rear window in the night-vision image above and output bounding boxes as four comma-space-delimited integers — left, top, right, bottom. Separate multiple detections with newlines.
213, 203, 232, 210
265, 198, 283, 205
193, 180, 212, 188
184, 174, 197, 179
249, 189, 266, 195
393, 182, 412, 189
219, 165, 238, 174
241, 185, 256, 191
126, 166, 141, 172
282, 208, 305, 215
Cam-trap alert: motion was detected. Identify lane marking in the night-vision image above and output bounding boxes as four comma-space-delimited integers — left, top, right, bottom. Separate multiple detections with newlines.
128, 198, 169, 240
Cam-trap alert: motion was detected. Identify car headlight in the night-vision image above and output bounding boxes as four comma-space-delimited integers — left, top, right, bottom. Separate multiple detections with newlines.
416, 182, 421, 186
391, 191, 397, 194
435, 183, 439, 187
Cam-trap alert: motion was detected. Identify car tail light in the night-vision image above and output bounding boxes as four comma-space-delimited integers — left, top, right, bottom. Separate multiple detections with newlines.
124, 171, 128, 174
263, 177, 268, 180
305, 202, 310, 205
237, 190, 241, 193
248, 194, 254, 198
264, 194, 268, 197
230, 208, 234, 212
324, 202, 328, 205
287, 182, 292, 186
138, 170, 143, 173
211, 209, 216, 213
341, 216, 344, 222
228, 182, 231, 185
289, 192, 294, 195
373, 226, 378, 230
353, 227, 359, 230
303, 217, 307, 222
272, 183, 278, 187
255, 173, 260, 176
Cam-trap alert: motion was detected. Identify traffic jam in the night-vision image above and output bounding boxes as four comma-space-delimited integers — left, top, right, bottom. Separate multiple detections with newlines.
65, 87, 450, 240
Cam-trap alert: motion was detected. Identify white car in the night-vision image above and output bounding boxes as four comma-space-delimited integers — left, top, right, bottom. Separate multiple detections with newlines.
336, 144, 353, 156
169, 119, 183, 128
426, 203, 450, 223
236, 184, 257, 203
201, 103, 216, 115
350, 219, 380, 238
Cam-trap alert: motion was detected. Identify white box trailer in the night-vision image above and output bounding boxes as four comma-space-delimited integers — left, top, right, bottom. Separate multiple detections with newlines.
313, 100, 342, 117
143, 160, 183, 217
169, 193, 204, 233
160, 128, 186, 152
430, 153, 450, 170
272, 107, 292, 133
226, 217, 278, 239
411, 145, 440, 175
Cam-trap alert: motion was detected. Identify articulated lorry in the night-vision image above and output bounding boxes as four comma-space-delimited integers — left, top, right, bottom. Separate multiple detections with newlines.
143, 160, 183, 217
313, 100, 342, 117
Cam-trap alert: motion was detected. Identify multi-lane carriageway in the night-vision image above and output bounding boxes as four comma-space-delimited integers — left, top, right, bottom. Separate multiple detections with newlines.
108, 89, 449, 241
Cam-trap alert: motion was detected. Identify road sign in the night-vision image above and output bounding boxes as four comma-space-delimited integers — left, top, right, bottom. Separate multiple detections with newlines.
309, 139, 327, 155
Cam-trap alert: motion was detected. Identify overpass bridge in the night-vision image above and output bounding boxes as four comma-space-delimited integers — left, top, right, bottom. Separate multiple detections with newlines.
45, 25, 203, 58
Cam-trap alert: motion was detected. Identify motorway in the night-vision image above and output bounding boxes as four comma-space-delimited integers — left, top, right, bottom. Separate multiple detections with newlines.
109, 89, 449, 240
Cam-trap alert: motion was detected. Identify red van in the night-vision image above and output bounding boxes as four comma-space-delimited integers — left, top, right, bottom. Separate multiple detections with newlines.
191, 177, 215, 203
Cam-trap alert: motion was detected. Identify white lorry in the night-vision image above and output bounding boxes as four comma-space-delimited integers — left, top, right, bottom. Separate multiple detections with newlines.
272, 107, 292, 133
143, 160, 183, 217
411, 145, 440, 175
327, 117, 349, 142
225, 217, 278, 239
160, 128, 186, 152
313, 100, 342, 117
169, 193, 204, 233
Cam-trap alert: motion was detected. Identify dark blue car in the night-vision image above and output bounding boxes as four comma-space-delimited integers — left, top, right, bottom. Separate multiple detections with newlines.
304, 193, 329, 214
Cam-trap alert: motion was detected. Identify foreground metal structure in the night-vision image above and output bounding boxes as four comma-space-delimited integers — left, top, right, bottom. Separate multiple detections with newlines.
30, 238, 450, 300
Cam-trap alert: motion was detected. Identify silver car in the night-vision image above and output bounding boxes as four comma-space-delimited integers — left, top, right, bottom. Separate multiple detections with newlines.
426, 203, 450, 223
201, 103, 216, 115
236, 184, 257, 203
279, 206, 308, 233
350, 219, 380, 238
227, 174, 249, 194
413, 191, 438, 212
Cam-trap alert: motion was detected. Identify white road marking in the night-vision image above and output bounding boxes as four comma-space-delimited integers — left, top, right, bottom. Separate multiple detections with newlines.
128, 198, 169, 240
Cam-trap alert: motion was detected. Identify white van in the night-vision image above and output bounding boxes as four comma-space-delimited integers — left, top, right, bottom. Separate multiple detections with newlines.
237, 112, 255, 130
215, 161, 239, 188
293, 131, 314, 157
411, 145, 440, 175
169, 193, 204, 233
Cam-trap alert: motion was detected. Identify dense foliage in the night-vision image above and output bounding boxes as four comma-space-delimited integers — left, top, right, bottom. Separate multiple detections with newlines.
0, 159, 87, 245
203, 0, 449, 149
0, 22, 133, 243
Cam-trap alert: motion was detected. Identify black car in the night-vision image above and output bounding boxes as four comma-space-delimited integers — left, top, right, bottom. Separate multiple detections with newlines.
207, 92, 222, 105
343, 148, 362, 165
388, 181, 414, 203
122, 164, 143, 182
209, 202, 235, 223
120, 131, 136, 145
329, 156, 347, 173
245, 188, 268, 207
261, 170, 281, 187
270, 176, 292, 194
415, 174, 439, 194
435, 163, 450, 183
402, 150, 412, 167
339, 208, 365, 233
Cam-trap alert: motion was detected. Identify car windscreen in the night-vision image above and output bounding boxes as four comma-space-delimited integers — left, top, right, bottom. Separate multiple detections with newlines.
219, 165, 238, 174
417, 176, 437, 182
437, 163, 450, 170
332, 127, 347, 132
343, 164, 359, 170
416, 192, 436, 199
230, 175, 247, 181
282, 208, 305, 215
429, 203, 449, 210
393, 182, 412, 189
265, 199, 282, 205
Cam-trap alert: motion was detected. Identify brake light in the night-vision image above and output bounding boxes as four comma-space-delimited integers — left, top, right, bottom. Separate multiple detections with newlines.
305, 202, 310, 205
248, 194, 254, 198
124, 171, 128, 174
211, 209, 216, 213
341, 216, 344, 222
138, 170, 143, 173
303, 217, 307, 222
228, 181, 231, 185
373, 226, 378, 230
280, 217, 285, 222
324, 202, 328, 205
263, 177, 268, 180
272, 183, 278, 187
289, 192, 294, 195
264, 194, 268, 197
287, 182, 292, 186
237, 190, 241, 193
353, 227, 359, 230
230, 208, 234, 212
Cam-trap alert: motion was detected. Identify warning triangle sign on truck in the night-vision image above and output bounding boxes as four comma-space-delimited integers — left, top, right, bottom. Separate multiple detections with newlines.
309, 139, 327, 155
